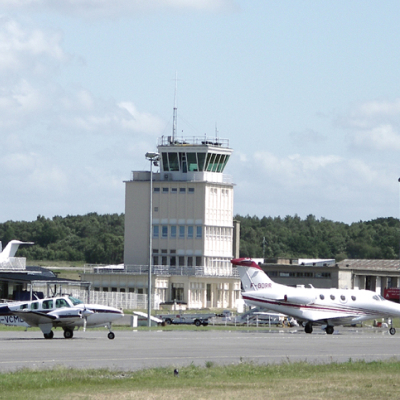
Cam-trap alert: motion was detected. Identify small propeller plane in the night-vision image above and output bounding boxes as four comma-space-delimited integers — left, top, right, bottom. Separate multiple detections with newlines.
0, 295, 124, 339
232, 258, 400, 335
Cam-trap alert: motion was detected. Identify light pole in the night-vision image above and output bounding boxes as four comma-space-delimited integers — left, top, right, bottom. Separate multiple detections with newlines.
145, 152, 160, 327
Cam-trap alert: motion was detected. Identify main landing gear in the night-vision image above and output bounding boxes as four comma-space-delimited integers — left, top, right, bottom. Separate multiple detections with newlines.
64, 328, 74, 339
389, 327, 396, 335
304, 322, 335, 334
44, 331, 54, 339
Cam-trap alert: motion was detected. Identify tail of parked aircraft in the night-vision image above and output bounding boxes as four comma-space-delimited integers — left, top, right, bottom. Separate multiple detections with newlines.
0, 240, 34, 263
231, 258, 274, 292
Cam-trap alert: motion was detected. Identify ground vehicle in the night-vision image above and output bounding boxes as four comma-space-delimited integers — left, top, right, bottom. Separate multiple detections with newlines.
157, 313, 214, 326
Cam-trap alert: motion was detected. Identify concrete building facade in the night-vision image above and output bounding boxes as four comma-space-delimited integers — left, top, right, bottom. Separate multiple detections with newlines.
116, 135, 241, 309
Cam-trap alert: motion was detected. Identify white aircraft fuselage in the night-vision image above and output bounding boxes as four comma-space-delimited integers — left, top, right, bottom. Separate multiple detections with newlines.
232, 258, 400, 335
0, 295, 124, 339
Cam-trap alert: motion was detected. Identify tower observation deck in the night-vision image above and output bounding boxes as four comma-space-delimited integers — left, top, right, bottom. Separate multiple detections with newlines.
157, 135, 232, 184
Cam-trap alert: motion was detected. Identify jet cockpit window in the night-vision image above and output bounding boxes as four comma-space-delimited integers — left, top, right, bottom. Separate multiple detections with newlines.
319, 294, 325, 300
379, 295, 385, 301
372, 295, 381, 301
19, 303, 28, 309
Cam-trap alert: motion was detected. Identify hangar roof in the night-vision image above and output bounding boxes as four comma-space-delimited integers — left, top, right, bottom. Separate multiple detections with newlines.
337, 259, 400, 271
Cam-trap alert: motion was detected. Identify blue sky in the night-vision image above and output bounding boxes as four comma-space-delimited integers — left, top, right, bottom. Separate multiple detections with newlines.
1, 0, 400, 224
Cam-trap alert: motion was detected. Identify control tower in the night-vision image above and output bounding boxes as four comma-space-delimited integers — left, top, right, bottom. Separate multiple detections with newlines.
124, 134, 235, 277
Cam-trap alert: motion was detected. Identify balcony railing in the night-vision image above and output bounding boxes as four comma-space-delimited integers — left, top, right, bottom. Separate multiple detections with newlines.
84, 264, 240, 278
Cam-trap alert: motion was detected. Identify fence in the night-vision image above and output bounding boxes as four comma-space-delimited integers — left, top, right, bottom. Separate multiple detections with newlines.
69, 289, 148, 310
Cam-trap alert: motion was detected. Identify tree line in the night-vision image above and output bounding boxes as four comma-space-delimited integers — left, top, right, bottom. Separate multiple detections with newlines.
236, 214, 400, 261
0, 213, 124, 264
0, 213, 399, 264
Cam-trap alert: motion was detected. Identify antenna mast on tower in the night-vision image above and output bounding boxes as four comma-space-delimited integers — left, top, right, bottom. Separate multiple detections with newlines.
172, 72, 178, 142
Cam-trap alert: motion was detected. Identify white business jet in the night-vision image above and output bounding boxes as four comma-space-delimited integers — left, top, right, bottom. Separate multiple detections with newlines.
0, 240, 34, 264
232, 258, 400, 335
0, 295, 124, 339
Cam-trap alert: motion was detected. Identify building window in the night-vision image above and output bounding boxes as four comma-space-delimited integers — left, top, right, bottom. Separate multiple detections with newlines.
162, 187, 169, 193
162, 226, 168, 238
154, 187, 160, 192
196, 256, 202, 266
162, 256, 167, 265
196, 226, 202, 238
188, 188, 195, 193
172, 283, 184, 301
170, 256, 176, 266
179, 226, 185, 238
171, 188, 177, 193
153, 256, 159, 265
180, 188, 186, 193
154, 207, 158, 212
153, 226, 159, 238
187, 256, 193, 267
179, 256, 185, 266
188, 226, 193, 238
171, 226, 177, 238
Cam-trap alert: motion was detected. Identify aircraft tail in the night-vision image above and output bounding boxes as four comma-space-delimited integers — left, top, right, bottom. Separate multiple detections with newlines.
0, 240, 34, 262
231, 258, 274, 292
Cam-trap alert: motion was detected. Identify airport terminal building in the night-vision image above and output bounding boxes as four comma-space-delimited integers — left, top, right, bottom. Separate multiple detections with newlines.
259, 258, 400, 299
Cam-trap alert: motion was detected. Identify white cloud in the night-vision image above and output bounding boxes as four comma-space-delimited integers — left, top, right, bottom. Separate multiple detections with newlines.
231, 150, 397, 223
0, 0, 239, 19
350, 124, 400, 151
0, 16, 67, 75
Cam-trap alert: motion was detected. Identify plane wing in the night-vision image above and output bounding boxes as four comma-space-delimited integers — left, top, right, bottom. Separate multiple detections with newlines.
13, 310, 82, 329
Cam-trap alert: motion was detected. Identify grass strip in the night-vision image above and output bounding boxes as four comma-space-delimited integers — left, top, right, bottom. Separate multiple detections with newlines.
1, 359, 400, 399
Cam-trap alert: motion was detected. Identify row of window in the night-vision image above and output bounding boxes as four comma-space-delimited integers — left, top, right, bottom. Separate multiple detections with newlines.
153, 255, 202, 267
270, 271, 332, 279
162, 151, 230, 173
153, 225, 202, 239
154, 187, 195, 193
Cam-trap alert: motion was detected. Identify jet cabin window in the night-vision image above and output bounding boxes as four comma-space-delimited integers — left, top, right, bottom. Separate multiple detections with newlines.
31, 302, 39, 310
319, 294, 325, 300
330, 294, 335, 301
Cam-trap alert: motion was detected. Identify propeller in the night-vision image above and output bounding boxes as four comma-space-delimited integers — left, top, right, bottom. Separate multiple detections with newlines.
80, 306, 94, 332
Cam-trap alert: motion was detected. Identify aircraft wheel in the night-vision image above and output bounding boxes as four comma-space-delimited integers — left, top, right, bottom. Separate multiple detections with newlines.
326, 326, 334, 335
194, 319, 201, 327
389, 327, 396, 335
165, 318, 172, 325
108, 332, 115, 340
305, 323, 313, 334
64, 329, 74, 339
44, 331, 54, 339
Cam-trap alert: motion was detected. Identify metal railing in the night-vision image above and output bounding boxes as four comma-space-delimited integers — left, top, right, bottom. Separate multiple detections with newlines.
0, 257, 26, 270
158, 135, 230, 148
84, 264, 240, 278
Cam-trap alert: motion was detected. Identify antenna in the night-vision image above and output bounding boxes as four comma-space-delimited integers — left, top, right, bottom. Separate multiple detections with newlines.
172, 72, 178, 142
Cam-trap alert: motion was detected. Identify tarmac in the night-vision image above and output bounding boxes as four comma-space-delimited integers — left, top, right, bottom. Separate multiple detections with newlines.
0, 326, 399, 372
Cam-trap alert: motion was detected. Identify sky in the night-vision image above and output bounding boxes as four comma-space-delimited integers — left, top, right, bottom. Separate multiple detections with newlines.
1, 0, 400, 224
